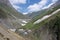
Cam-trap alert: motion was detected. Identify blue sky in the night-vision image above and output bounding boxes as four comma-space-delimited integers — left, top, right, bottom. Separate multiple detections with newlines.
9, 0, 58, 15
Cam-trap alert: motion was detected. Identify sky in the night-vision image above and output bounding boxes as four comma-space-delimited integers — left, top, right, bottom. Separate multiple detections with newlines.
9, 0, 58, 15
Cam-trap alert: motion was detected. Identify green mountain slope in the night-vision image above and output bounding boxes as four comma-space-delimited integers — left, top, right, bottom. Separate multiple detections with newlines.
19, 1, 60, 40
19, 11, 60, 40
0, 0, 30, 29
22, 1, 60, 30
0, 0, 27, 19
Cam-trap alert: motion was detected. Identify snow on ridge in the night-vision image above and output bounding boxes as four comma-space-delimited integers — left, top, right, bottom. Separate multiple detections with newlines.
9, 29, 16, 32
34, 9, 60, 24
22, 20, 28, 23
21, 23, 26, 26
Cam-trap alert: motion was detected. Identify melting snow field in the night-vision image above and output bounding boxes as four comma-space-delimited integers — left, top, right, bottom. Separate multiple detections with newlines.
34, 9, 60, 24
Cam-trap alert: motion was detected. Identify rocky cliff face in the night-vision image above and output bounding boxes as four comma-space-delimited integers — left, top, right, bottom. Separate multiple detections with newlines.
0, 0, 27, 19
0, 0, 27, 29
0, 0, 9, 4
0, 0, 11, 7
34, 16, 60, 40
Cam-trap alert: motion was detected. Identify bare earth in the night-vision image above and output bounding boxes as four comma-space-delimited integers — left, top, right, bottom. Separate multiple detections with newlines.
0, 26, 25, 40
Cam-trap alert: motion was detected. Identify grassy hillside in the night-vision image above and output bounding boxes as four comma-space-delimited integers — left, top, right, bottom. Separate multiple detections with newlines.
32, 13, 60, 40
22, 4, 60, 30
21, 6, 60, 40
19, 1, 60, 40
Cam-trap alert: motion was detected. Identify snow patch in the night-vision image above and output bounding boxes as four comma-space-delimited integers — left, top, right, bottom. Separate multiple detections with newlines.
22, 20, 28, 23
21, 24, 26, 26
9, 29, 16, 32
34, 9, 60, 24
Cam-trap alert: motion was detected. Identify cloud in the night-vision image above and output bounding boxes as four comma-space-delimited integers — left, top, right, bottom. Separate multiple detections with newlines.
52, 0, 58, 3
9, 0, 58, 15
13, 5, 21, 10
23, 12, 28, 15
42, 0, 58, 9
27, 0, 48, 13
9, 0, 27, 12
27, 0, 58, 13
27, 4, 40, 12
42, 3, 54, 9
9, 0, 27, 4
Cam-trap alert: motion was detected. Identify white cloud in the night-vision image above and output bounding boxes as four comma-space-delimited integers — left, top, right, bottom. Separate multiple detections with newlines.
42, 3, 54, 9
27, 4, 40, 12
27, 0, 48, 13
27, 0, 58, 13
52, 0, 58, 3
9, 0, 58, 14
9, 0, 27, 12
13, 5, 21, 10
9, 0, 27, 4
42, 0, 58, 9
23, 12, 28, 15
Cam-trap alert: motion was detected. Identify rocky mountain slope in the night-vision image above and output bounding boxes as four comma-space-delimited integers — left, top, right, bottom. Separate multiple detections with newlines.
0, 0, 30, 29
0, 0, 27, 19
0, 0, 60, 40
0, 26, 25, 40
17, 0, 60, 40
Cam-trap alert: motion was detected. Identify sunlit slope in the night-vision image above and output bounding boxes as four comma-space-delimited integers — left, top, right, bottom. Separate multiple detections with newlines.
22, 1, 60, 30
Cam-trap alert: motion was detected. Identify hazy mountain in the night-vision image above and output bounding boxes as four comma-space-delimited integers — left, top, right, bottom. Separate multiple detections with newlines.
26, 9, 48, 18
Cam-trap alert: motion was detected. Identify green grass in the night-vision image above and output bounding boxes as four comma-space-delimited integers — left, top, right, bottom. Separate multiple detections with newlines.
24, 11, 60, 30
32, 12, 60, 30
22, 4, 60, 30
21, 11, 60, 40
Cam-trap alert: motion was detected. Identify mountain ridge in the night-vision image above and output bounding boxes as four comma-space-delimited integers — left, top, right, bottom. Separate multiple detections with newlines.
26, 0, 60, 19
